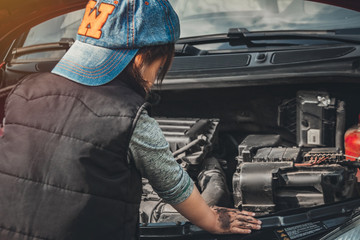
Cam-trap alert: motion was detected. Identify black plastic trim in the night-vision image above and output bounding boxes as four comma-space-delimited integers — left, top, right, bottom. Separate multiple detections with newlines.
271, 47, 356, 64
170, 54, 251, 72
139, 199, 360, 239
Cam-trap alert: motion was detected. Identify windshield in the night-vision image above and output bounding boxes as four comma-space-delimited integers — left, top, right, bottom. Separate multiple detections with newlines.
15, 9, 85, 61
169, 0, 360, 38
13, 0, 360, 61
22, 9, 85, 47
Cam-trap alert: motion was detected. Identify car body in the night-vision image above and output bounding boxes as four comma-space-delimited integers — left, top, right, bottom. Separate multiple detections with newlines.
2, 0, 360, 239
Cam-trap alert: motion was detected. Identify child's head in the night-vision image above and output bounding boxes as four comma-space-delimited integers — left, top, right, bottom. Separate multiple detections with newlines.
52, 0, 179, 87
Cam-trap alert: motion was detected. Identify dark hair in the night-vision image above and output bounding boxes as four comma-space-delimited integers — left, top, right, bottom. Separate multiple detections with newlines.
123, 43, 175, 92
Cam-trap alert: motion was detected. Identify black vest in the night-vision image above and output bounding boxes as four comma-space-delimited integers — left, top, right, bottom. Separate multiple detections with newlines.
0, 73, 147, 239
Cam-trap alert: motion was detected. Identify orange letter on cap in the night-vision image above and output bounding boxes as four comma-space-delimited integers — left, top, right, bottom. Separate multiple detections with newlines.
78, 0, 115, 39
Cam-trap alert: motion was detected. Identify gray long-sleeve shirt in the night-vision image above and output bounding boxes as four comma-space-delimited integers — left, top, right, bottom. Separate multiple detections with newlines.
129, 110, 194, 205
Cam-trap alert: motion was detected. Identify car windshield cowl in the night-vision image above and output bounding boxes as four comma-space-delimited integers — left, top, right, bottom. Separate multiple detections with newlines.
177, 28, 360, 49
140, 199, 360, 239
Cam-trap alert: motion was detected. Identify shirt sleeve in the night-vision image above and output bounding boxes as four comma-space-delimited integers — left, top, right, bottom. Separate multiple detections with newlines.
129, 109, 194, 205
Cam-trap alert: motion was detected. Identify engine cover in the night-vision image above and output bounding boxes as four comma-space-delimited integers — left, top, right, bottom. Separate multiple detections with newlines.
233, 153, 357, 215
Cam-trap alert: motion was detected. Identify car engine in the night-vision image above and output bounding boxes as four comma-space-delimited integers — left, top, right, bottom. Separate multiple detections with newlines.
139, 89, 360, 223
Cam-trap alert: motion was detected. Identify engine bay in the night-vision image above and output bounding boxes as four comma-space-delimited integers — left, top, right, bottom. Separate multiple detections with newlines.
139, 82, 360, 224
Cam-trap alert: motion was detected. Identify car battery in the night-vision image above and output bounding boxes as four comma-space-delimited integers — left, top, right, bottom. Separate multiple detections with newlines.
297, 91, 336, 147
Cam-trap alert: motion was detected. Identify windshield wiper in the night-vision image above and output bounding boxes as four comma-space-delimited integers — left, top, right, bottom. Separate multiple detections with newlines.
175, 43, 207, 56
177, 28, 360, 48
228, 28, 360, 46
11, 38, 74, 58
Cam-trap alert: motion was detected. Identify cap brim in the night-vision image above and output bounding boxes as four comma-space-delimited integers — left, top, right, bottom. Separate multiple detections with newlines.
52, 40, 138, 86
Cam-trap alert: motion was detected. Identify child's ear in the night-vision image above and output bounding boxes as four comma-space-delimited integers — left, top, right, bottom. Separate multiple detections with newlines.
134, 54, 143, 68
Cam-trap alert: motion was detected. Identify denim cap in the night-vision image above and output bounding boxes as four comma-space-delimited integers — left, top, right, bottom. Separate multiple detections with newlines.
52, 0, 180, 86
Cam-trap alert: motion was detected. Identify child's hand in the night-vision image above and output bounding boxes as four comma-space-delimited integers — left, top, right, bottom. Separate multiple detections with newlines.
210, 206, 262, 234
